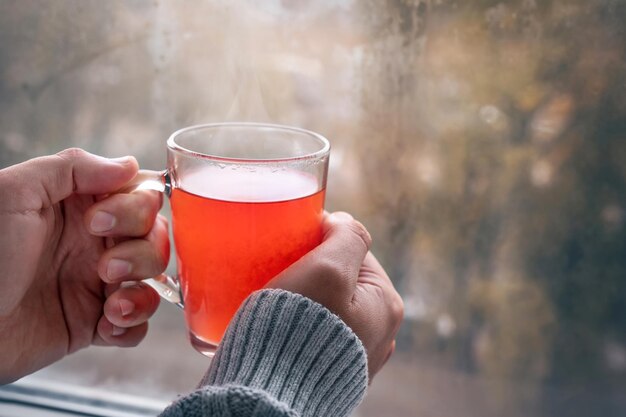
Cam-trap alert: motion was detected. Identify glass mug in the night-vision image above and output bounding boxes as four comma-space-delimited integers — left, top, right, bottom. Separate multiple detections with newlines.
126, 123, 330, 356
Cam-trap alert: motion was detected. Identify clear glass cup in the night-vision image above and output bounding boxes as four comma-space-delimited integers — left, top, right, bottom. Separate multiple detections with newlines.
128, 123, 330, 356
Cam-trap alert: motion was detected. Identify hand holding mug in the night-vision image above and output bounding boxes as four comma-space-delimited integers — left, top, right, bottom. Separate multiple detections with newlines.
0, 149, 167, 384
267, 212, 404, 380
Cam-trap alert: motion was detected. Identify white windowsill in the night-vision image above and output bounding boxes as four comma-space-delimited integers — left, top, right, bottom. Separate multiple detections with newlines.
0, 376, 170, 417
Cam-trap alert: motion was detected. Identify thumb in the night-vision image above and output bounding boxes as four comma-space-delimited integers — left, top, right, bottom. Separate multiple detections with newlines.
6, 148, 138, 208
265, 212, 372, 310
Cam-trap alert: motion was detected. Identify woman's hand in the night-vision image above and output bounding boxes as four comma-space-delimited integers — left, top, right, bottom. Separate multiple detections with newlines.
267, 212, 404, 380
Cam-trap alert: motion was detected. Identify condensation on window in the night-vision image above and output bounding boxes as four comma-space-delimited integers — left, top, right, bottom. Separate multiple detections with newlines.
1, 1, 625, 416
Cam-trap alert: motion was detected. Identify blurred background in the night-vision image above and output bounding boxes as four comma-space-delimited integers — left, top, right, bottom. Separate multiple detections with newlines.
1, 0, 626, 416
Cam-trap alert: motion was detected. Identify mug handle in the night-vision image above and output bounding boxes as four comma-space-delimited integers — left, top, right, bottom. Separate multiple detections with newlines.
116, 169, 183, 309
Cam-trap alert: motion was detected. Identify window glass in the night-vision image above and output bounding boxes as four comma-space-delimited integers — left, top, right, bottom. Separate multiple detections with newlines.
1, 1, 625, 416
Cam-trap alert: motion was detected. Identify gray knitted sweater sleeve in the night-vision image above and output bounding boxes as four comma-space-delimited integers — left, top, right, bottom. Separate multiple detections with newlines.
160, 289, 368, 417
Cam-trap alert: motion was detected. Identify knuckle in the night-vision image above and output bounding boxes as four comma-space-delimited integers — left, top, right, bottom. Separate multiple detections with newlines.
140, 214, 155, 235
57, 147, 87, 161
314, 258, 349, 291
347, 219, 372, 250
145, 218, 170, 267
135, 205, 156, 235
135, 193, 160, 231
150, 247, 168, 273
390, 293, 405, 324
157, 213, 169, 227
0, 169, 21, 208
314, 258, 342, 279
153, 189, 164, 209
136, 190, 160, 211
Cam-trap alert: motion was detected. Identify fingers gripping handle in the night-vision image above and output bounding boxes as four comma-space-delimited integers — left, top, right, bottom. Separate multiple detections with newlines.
118, 169, 183, 309
116, 169, 172, 197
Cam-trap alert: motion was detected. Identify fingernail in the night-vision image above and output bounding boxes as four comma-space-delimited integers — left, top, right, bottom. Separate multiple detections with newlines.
329, 212, 354, 222
110, 156, 132, 165
112, 326, 127, 337
91, 211, 116, 233
119, 299, 135, 317
107, 259, 132, 281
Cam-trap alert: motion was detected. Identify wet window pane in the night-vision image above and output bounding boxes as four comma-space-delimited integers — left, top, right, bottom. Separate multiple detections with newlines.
1, 1, 625, 416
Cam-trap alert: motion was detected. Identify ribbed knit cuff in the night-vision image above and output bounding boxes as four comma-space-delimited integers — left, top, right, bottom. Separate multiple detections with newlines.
200, 289, 368, 417
161, 385, 298, 417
